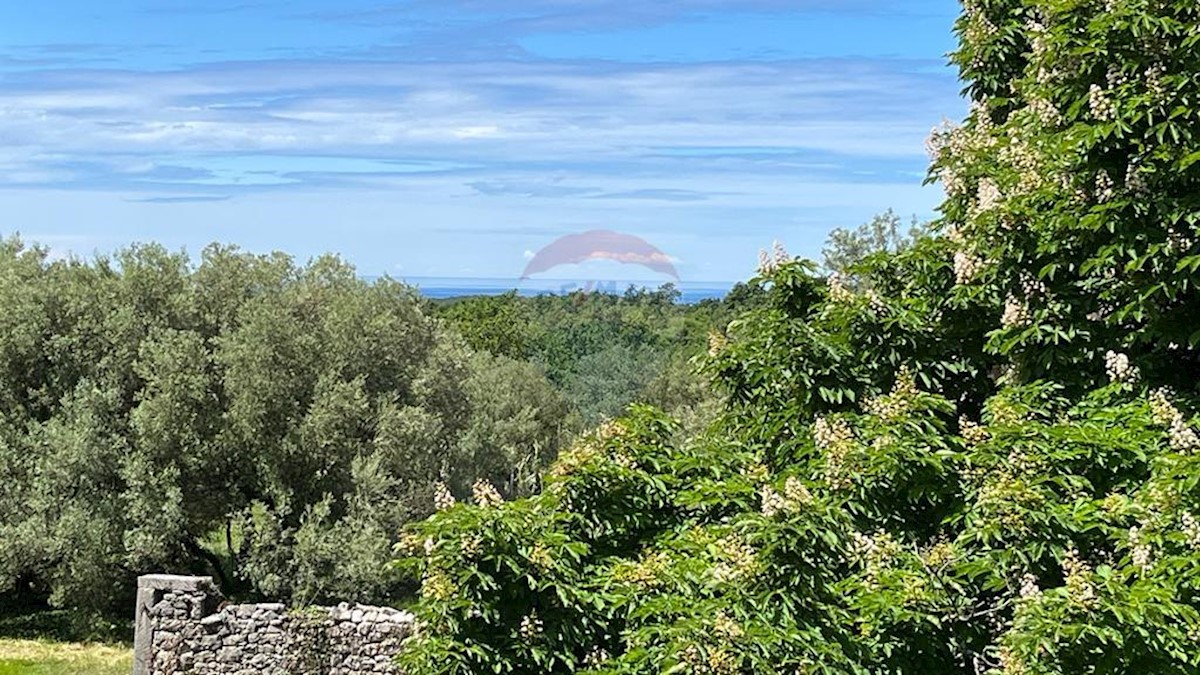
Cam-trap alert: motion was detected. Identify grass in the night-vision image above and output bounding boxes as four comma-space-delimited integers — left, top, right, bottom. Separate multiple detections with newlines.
0, 638, 131, 675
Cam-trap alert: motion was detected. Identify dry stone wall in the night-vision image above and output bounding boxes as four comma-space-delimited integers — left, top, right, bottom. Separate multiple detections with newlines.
134, 574, 413, 675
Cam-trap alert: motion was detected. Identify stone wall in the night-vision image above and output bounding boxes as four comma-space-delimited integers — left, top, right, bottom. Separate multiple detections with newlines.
134, 574, 413, 675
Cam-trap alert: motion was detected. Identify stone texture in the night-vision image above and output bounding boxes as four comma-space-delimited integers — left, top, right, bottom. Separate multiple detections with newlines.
134, 575, 413, 675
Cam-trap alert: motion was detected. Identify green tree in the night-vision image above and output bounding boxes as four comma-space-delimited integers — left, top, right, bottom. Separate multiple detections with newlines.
439, 292, 534, 360
0, 240, 572, 620
393, 2, 1200, 674
822, 209, 929, 281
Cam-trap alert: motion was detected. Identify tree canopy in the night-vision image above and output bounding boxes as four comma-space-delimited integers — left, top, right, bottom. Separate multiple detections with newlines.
0, 241, 573, 618
392, 2, 1200, 673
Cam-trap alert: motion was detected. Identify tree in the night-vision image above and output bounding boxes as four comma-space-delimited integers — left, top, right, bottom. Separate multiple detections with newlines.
822, 209, 929, 281
0, 241, 571, 619
438, 292, 534, 361
393, 1, 1200, 673
934, 0, 1200, 392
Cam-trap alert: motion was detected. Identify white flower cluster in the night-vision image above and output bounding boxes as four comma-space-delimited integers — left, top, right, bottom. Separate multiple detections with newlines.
923, 541, 955, 568
1170, 419, 1199, 452
1018, 273, 1048, 300
472, 479, 503, 507
757, 239, 790, 276
815, 416, 856, 490
849, 531, 878, 560
1028, 96, 1061, 126
618, 549, 670, 589
969, 99, 995, 135
713, 611, 745, 640
1149, 388, 1180, 425
784, 476, 814, 506
1001, 295, 1032, 328
850, 530, 900, 564
1106, 64, 1130, 89
707, 330, 728, 357
946, 223, 966, 246
959, 415, 990, 446
976, 178, 1003, 213
421, 570, 455, 601
1095, 170, 1116, 202
1128, 526, 1154, 573
866, 289, 887, 315
863, 367, 921, 422
1145, 65, 1167, 101
396, 533, 433, 558
941, 167, 966, 198
1104, 350, 1139, 385
954, 250, 986, 285
612, 450, 637, 469
1182, 512, 1200, 550
584, 647, 611, 667
1089, 84, 1117, 121
1026, 19, 1049, 58
433, 481, 456, 511
827, 272, 854, 303
850, 530, 903, 590
998, 646, 1029, 675
1167, 227, 1196, 253
519, 611, 543, 640
1061, 548, 1098, 609
743, 460, 769, 484
460, 534, 482, 559
960, 11, 998, 52
528, 542, 553, 570
927, 115, 997, 197
925, 118, 959, 162
772, 240, 789, 263
999, 137, 1044, 196
681, 645, 738, 675
711, 535, 758, 583
1018, 572, 1041, 600
1125, 161, 1148, 195
757, 250, 773, 276
1148, 388, 1199, 451
759, 485, 786, 518
759, 477, 814, 517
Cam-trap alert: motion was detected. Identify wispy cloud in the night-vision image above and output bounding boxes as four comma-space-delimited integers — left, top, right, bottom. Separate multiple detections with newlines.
307, 0, 892, 31
0, 56, 957, 191
592, 189, 715, 202
127, 195, 233, 204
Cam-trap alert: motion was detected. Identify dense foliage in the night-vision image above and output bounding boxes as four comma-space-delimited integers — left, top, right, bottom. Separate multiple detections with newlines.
393, 1, 1200, 673
435, 286, 758, 425
0, 242, 574, 619
821, 209, 930, 282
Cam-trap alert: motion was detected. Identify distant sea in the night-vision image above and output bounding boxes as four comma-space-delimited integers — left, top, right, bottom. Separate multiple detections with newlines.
388, 276, 735, 303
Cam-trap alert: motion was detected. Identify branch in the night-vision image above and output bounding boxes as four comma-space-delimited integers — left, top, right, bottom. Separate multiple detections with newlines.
183, 536, 232, 591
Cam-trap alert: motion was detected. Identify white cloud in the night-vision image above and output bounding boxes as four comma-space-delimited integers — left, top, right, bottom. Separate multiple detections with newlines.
0, 57, 958, 185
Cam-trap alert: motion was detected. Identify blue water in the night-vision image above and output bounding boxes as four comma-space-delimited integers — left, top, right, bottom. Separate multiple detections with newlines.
393, 276, 734, 303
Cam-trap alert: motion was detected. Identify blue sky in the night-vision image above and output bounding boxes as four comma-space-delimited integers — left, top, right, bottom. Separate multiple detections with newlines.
0, 0, 965, 283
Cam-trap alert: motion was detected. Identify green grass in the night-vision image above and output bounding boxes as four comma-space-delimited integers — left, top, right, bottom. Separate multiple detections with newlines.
0, 639, 131, 675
